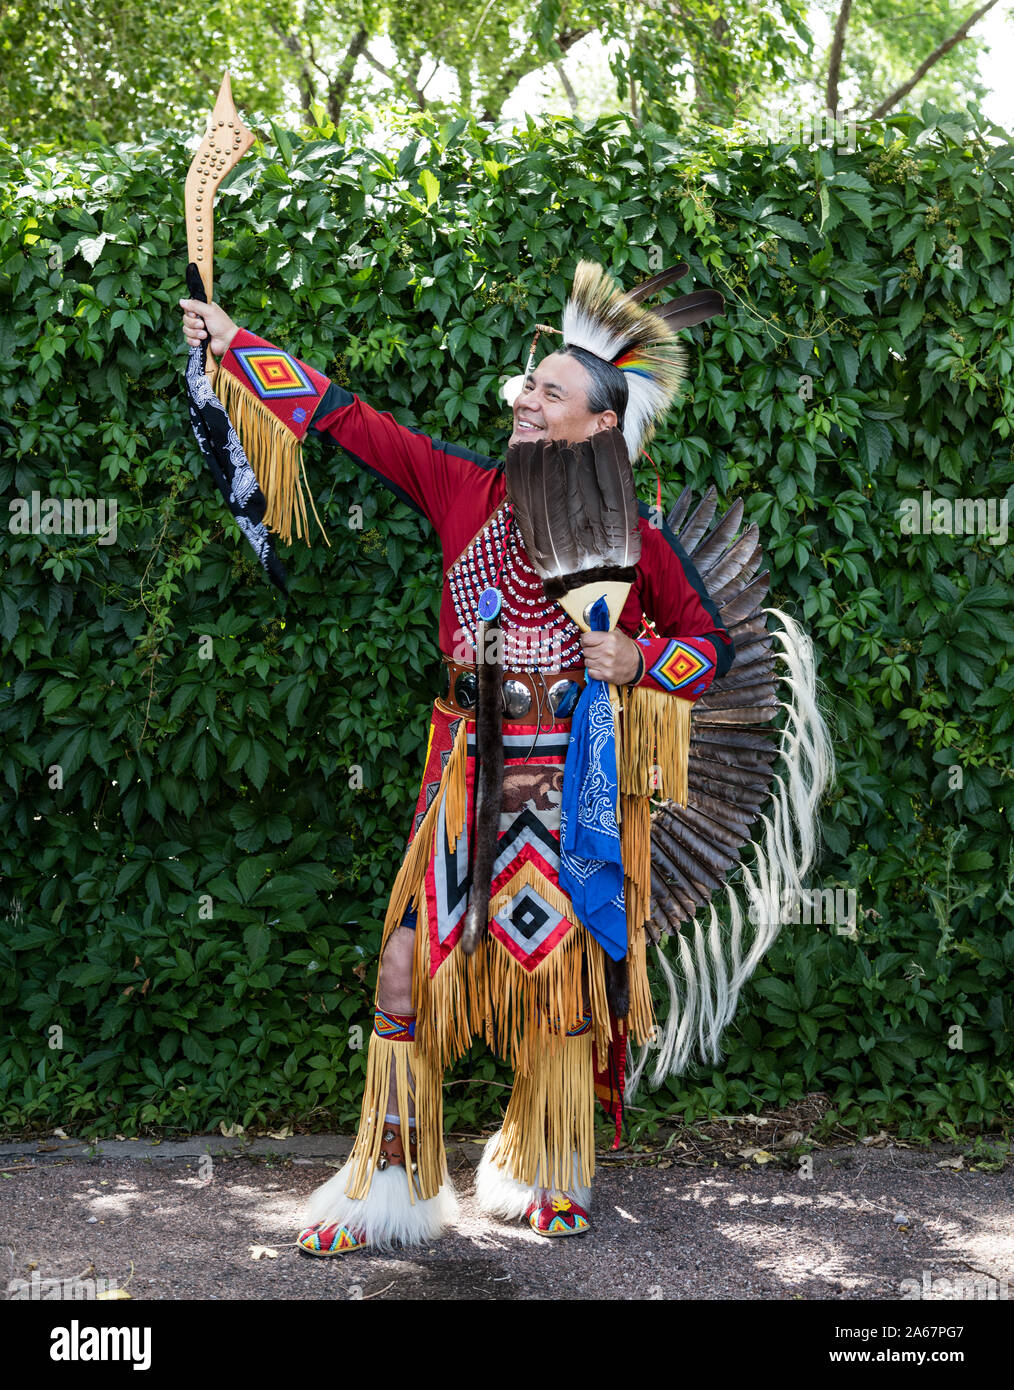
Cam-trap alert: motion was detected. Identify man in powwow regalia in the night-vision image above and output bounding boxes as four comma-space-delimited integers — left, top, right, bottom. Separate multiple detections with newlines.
180, 260, 738, 1251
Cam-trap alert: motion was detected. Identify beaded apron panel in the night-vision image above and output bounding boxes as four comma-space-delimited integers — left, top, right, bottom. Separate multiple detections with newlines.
446, 503, 583, 672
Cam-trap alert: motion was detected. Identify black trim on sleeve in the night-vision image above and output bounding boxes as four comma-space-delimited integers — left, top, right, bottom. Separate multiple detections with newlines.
311, 386, 502, 473
308, 386, 502, 520
638, 499, 736, 679
311, 382, 355, 419
422, 432, 502, 473
307, 389, 425, 518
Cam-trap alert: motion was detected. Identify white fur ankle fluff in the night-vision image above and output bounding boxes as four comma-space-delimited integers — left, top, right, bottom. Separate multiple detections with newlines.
303, 1157, 459, 1251
474, 1131, 593, 1220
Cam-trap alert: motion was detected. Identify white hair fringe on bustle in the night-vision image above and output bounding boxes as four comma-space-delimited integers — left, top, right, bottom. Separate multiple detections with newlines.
626, 607, 837, 1094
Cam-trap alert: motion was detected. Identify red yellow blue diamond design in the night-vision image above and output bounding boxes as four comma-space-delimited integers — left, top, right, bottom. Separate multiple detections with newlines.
647, 638, 714, 692
296, 1222, 368, 1255
232, 346, 318, 400
373, 1008, 416, 1041
525, 1195, 591, 1236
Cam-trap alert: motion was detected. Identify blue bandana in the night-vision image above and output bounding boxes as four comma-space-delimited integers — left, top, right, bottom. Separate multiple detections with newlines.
559, 596, 627, 962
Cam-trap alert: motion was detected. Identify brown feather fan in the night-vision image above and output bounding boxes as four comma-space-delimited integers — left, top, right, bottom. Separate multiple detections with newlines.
622, 484, 835, 1092
504, 427, 641, 631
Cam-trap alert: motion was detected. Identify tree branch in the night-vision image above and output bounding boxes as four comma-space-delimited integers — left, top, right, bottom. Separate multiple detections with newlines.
482, 27, 591, 123
363, 46, 427, 109
871, 0, 999, 119
825, 0, 853, 112
556, 61, 579, 115
269, 20, 316, 117
328, 24, 370, 122
268, 20, 371, 122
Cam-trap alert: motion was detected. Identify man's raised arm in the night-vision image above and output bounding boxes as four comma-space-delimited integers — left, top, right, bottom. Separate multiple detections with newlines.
180, 298, 497, 536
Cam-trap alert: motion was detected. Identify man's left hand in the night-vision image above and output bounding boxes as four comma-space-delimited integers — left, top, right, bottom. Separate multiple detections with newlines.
581, 630, 642, 684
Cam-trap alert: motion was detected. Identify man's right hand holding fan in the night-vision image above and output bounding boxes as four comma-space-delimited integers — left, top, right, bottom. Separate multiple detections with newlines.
581, 629, 642, 685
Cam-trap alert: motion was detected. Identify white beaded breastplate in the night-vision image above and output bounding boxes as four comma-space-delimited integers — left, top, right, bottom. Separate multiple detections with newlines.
447, 505, 584, 672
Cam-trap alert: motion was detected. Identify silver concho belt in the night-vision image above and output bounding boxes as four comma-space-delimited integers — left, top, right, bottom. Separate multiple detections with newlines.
438, 659, 586, 723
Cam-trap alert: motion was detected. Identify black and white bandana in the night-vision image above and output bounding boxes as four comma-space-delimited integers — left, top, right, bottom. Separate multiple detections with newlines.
183, 262, 288, 592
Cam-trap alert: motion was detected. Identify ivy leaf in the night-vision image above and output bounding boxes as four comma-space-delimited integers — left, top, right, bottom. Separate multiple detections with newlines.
419, 169, 440, 208
244, 924, 271, 963
79, 234, 109, 265
237, 859, 265, 902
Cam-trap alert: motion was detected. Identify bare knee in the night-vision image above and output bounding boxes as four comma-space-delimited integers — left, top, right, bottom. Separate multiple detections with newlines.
376, 925, 415, 1014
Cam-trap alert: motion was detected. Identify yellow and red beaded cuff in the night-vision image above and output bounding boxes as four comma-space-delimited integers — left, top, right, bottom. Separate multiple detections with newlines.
634, 634, 718, 700
219, 328, 331, 441
373, 1008, 416, 1042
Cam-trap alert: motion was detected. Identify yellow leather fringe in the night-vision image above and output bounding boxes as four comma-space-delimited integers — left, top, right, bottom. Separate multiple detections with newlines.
466, 902, 613, 1077
343, 1031, 445, 1203
414, 888, 484, 1067
620, 791, 657, 1044
211, 365, 329, 548
377, 718, 479, 1067
379, 714, 659, 1077
493, 1026, 596, 1191
442, 717, 468, 854
619, 686, 690, 804
627, 918, 655, 1044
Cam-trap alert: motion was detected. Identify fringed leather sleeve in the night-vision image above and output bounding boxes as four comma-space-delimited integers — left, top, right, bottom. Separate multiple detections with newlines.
219, 328, 331, 440
632, 633, 721, 698
213, 328, 332, 547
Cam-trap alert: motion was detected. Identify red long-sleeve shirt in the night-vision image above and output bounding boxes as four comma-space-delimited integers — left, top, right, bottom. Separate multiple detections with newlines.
220, 329, 735, 698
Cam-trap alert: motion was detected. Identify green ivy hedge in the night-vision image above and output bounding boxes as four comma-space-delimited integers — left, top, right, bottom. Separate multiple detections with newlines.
1, 104, 1012, 1142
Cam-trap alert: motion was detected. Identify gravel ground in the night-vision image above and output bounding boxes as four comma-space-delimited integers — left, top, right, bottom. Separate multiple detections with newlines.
2, 1138, 1011, 1302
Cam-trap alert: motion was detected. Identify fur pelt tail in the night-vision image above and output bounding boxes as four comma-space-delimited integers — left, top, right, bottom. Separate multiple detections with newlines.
461, 619, 504, 954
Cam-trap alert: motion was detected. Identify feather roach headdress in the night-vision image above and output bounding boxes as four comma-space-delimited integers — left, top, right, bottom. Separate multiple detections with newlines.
503, 260, 724, 461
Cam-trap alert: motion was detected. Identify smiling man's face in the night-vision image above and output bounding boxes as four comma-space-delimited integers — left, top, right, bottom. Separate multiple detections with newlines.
508, 351, 618, 448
